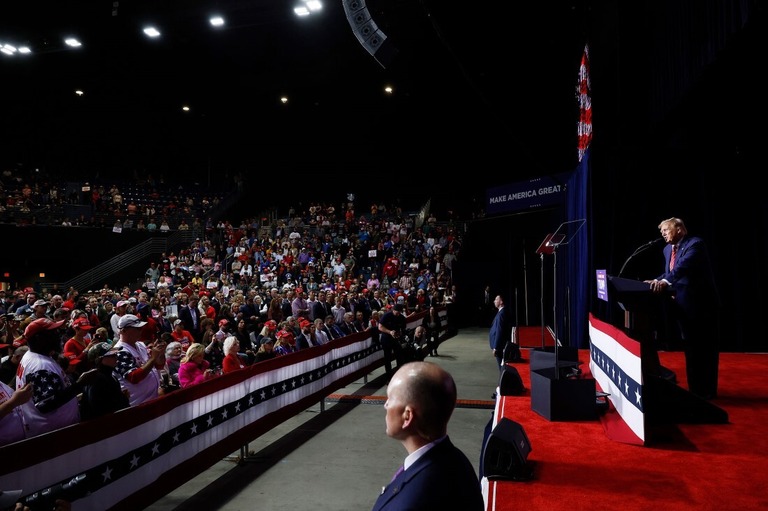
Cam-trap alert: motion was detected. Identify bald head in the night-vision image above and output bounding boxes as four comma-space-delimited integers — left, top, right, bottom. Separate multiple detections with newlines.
387, 361, 457, 443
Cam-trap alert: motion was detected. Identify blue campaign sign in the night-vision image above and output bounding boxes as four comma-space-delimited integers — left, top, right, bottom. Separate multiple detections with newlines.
596, 269, 608, 302
485, 173, 570, 215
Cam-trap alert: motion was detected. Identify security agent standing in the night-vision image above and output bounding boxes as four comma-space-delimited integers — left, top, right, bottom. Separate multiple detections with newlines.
378, 304, 407, 375
489, 295, 512, 372
371, 361, 484, 511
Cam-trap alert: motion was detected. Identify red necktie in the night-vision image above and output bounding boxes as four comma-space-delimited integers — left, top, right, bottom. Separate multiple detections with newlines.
669, 245, 677, 270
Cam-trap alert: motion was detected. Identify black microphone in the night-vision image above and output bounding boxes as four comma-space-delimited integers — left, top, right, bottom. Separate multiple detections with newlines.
618, 238, 664, 277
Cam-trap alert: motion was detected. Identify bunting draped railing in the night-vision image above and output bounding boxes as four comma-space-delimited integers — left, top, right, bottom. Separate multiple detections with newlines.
0, 310, 442, 511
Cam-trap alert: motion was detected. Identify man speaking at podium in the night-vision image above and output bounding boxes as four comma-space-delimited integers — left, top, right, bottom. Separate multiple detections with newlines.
645, 217, 720, 400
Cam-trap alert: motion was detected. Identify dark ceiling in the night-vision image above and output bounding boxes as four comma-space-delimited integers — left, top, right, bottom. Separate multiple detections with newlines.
2, 1, 590, 188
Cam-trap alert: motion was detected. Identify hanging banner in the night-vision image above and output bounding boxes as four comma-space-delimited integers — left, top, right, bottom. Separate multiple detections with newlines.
485, 173, 570, 216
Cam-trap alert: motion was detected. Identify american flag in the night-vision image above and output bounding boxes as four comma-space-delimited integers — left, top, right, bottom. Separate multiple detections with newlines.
577, 44, 592, 162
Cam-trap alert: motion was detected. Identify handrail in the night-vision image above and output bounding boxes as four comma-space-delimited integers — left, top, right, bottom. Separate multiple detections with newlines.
39, 230, 198, 292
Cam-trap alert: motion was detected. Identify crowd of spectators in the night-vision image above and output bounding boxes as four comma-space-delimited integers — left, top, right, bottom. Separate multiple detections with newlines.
0, 167, 234, 230
0, 190, 462, 446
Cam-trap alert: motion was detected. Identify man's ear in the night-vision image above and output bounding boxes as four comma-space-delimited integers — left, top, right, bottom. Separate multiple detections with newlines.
402, 405, 415, 428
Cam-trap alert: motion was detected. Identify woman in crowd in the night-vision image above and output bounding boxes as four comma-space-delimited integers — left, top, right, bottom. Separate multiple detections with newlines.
273, 329, 297, 356
275, 321, 295, 347
200, 317, 215, 346
222, 336, 247, 374
253, 319, 277, 348
253, 337, 276, 362
63, 317, 98, 377
198, 294, 217, 320
178, 343, 216, 388
234, 318, 250, 347
253, 294, 268, 322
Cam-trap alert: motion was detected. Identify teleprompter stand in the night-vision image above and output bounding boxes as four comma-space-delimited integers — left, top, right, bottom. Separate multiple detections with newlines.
530, 219, 596, 421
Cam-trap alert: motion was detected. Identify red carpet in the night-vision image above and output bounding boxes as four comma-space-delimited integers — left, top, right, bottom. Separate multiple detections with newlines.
514, 326, 556, 348
486, 350, 768, 511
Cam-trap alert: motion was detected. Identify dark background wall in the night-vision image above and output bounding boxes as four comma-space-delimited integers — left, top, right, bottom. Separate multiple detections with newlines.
0, 225, 166, 292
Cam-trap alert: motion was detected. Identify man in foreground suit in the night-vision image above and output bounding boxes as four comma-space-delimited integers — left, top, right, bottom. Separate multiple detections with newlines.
371, 361, 484, 511
645, 217, 720, 400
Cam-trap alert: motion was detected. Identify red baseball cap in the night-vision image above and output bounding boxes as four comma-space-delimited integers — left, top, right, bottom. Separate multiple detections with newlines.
71, 317, 92, 331
24, 317, 67, 339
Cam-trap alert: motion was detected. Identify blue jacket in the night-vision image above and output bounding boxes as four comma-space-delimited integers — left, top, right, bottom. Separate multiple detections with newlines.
371, 437, 484, 511
489, 306, 511, 351
658, 236, 718, 319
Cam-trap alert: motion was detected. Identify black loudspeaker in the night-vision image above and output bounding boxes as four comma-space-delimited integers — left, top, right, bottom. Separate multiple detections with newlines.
482, 418, 534, 481
341, 0, 398, 68
503, 341, 522, 363
499, 366, 525, 396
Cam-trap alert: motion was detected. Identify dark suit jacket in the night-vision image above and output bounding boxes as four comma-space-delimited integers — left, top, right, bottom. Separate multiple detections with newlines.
339, 321, 360, 336
369, 297, 384, 312
371, 437, 484, 511
295, 333, 312, 350
328, 323, 345, 339
312, 301, 328, 323
658, 236, 718, 320
178, 305, 202, 342
489, 306, 511, 351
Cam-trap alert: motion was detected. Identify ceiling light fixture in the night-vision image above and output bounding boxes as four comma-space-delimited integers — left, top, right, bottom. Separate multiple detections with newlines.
294, 0, 322, 16
305, 0, 323, 11
209, 16, 225, 27
64, 38, 82, 47
143, 27, 161, 38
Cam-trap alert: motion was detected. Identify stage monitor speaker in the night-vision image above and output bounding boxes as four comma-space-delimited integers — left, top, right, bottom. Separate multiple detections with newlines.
503, 341, 522, 363
482, 418, 533, 481
499, 366, 525, 396
341, 0, 398, 68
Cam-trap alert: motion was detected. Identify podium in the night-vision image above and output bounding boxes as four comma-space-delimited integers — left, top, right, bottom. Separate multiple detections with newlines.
607, 275, 663, 376
597, 279, 728, 438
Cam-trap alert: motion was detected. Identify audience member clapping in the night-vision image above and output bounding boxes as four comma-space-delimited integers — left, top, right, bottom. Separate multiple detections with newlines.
16, 318, 80, 437
113, 314, 165, 406
0, 380, 33, 446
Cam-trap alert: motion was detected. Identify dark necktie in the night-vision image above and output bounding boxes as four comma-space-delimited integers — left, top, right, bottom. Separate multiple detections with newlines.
390, 465, 404, 483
